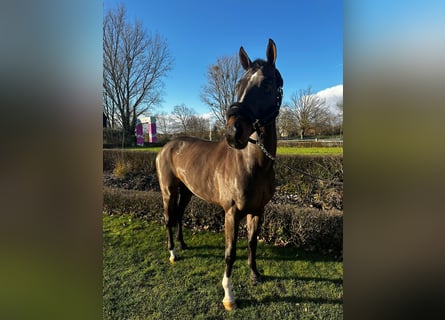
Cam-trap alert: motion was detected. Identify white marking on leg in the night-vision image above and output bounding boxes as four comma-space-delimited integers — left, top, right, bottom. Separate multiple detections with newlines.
222, 274, 235, 304
169, 249, 176, 263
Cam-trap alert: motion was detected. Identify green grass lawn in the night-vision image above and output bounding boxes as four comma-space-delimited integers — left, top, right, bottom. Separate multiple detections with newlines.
127, 146, 342, 156
277, 146, 342, 156
103, 213, 343, 319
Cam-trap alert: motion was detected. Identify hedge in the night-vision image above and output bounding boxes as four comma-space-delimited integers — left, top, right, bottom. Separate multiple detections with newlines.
103, 150, 343, 187
103, 149, 343, 257
103, 149, 343, 210
103, 187, 342, 258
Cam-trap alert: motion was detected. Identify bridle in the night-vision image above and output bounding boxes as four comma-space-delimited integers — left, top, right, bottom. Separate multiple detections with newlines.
225, 64, 283, 160
226, 84, 283, 161
226, 85, 283, 133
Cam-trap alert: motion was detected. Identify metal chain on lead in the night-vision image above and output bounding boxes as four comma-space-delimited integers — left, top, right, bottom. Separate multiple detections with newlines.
256, 140, 276, 161
255, 139, 343, 187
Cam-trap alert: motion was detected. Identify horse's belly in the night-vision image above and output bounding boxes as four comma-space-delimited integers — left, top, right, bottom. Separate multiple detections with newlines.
177, 162, 274, 213
177, 173, 224, 207
234, 183, 274, 213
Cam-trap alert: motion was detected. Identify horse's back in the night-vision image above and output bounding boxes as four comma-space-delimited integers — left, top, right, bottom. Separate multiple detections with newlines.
157, 136, 223, 166
156, 136, 224, 185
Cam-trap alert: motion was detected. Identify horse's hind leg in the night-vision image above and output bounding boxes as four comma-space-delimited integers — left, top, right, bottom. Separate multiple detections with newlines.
176, 184, 192, 249
161, 184, 179, 263
247, 213, 263, 284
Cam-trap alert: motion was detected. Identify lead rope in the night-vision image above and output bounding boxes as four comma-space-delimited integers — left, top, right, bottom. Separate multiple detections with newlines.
254, 139, 343, 187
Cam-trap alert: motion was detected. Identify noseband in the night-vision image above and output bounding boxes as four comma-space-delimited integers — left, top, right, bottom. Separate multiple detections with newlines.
227, 86, 283, 132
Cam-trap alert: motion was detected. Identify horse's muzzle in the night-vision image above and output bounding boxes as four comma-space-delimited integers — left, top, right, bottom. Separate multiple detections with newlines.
226, 136, 248, 149
225, 124, 248, 149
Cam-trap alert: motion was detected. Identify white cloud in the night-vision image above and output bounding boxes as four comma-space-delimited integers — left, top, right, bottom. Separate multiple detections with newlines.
316, 84, 343, 113
199, 112, 215, 121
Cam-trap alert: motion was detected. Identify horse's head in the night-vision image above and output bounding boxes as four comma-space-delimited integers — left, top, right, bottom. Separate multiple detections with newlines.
226, 39, 283, 149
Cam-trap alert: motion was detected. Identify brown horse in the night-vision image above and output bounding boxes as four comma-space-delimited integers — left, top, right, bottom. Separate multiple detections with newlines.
156, 39, 283, 310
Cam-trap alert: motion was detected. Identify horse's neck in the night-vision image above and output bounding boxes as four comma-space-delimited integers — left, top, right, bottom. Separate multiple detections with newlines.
245, 123, 277, 169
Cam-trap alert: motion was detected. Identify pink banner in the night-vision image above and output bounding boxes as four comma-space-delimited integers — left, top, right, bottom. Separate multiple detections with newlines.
149, 117, 157, 143
135, 123, 144, 146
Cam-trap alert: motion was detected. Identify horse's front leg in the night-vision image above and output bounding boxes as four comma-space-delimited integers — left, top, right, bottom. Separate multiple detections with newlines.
247, 213, 263, 284
222, 206, 240, 311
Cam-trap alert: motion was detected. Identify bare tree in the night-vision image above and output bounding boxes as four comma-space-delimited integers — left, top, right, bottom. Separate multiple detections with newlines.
154, 112, 171, 135
188, 115, 210, 139
335, 101, 343, 124
334, 100, 343, 137
201, 54, 244, 129
277, 106, 298, 138
103, 90, 119, 128
336, 101, 343, 116
103, 4, 173, 144
171, 104, 196, 135
290, 87, 330, 139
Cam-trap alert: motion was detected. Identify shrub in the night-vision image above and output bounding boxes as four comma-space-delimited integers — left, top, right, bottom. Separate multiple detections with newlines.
103, 150, 343, 210
103, 150, 158, 174
103, 187, 342, 257
103, 188, 164, 222
112, 159, 132, 178
103, 149, 343, 256
275, 155, 343, 210
103, 128, 124, 147
103, 128, 137, 148
262, 203, 342, 256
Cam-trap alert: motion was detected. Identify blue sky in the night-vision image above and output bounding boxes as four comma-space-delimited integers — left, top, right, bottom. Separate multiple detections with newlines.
104, 0, 343, 115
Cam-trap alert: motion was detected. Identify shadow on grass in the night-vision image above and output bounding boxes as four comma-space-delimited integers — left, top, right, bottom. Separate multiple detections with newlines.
177, 244, 222, 260
261, 245, 341, 262
172, 242, 341, 265
186, 244, 223, 251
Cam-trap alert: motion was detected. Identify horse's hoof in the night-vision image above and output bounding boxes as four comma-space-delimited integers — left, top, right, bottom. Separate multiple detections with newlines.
169, 249, 178, 264
169, 255, 178, 264
223, 300, 237, 311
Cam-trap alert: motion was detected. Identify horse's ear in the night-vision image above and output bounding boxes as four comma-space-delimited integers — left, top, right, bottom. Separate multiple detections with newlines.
266, 39, 277, 66
239, 46, 251, 70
